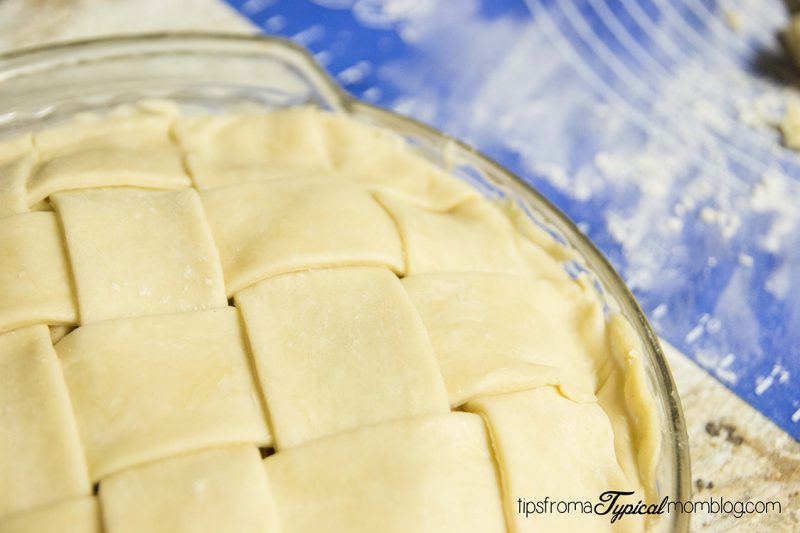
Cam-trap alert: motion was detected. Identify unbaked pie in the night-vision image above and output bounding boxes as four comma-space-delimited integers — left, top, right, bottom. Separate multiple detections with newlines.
0, 103, 660, 533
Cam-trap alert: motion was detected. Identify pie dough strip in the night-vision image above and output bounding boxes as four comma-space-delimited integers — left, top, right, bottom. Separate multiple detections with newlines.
28, 103, 190, 206
598, 315, 662, 502
236, 267, 449, 449
318, 110, 479, 209
100, 444, 279, 533
0, 325, 90, 518
173, 107, 334, 189
52, 187, 227, 324
0, 496, 101, 533
264, 412, 507, 533
402, 272, 604, 406
200, 178, 404, 296
0, 134, 35, 219
57, 307, 270, 481
375, 193, 533, 275
0, 211, 78, 334
173, 107, 477, 209
465, 387, 645, 533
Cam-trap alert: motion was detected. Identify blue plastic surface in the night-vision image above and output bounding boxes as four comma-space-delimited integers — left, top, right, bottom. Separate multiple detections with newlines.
225, 0, 800, 441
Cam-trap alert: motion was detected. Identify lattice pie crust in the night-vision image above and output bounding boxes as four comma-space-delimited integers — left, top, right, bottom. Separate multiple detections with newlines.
0, 103, 660, 533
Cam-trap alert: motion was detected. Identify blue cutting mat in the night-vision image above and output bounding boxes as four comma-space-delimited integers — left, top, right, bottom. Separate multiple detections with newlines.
225, 0, 800, 441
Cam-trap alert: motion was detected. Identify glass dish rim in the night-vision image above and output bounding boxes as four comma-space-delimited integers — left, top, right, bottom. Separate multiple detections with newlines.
0, 31, 691, 531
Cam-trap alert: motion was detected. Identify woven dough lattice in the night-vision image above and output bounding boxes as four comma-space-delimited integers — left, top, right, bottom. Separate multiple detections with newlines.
0, 104, 656, 533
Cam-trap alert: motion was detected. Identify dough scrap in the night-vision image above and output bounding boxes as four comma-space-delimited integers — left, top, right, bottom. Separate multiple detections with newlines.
56, 307, 270, 480
201, 178, 403, 295
0, 325, 90, 518
0, 212, 78, 334
264, 412, 506, 533
53, 187, 227, 324
100, 445, 279, 533
236, 267, 449, 449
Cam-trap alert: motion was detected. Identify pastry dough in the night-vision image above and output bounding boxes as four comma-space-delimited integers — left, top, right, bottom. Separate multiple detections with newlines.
0, 103, 662, 532
465, 387, 644, 533
0, 134, 35, 218
236, 267, 449, 449
502, 201, 575, 279
264, 413, 506, 533
598, 315, 662, 502
174, 108, 334, 189
29, 104, 189, 204
101, 445, 279, 533
0, 496, 101, 533
0, 212, 78, 333
49, 324, 74, 344
56, 307, 270, 480
402, 273, 601, 405
0, 326, 90, 517
175, 106, 476, 208
52, 187, 226, 324
318, 111, 478, 209
200, 178, 404, 295
376, 194, 530, 275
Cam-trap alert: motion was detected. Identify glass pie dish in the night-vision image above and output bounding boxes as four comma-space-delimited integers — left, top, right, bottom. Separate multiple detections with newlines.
0, 33, 691, 532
